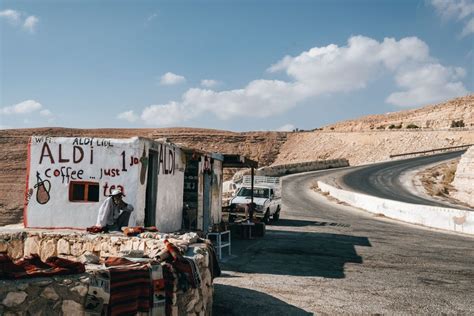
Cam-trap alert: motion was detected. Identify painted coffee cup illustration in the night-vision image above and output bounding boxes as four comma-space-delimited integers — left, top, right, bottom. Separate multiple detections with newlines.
34, 172, 51, 205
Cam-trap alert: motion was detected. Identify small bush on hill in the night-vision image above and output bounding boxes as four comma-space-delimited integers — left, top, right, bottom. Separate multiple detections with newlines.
451, 120, 465, 128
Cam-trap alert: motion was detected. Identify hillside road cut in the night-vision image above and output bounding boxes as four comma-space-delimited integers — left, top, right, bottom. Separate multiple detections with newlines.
213, 157, 474, 315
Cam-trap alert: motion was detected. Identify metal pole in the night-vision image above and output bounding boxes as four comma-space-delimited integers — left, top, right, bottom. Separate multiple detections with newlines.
251, 166, 254, 207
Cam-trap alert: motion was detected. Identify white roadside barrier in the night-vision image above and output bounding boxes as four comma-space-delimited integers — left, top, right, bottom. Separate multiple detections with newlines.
258, 159, 349, 177
318, 181, 474, 235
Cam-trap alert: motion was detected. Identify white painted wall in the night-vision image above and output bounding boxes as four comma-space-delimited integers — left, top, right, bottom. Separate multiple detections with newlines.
154, 143, 185, 232
26, 136, 185, 232
26, 136, 143, 228
318, 181, 474, 235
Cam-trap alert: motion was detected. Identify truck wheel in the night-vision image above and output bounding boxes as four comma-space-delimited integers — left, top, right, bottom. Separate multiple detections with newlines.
273, 206, 280, 221
263, 209, 270, 224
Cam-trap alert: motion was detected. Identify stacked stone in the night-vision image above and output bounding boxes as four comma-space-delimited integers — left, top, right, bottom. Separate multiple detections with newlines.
0, 231, 214, 315
0, 231, 166, 261
0, 275, 89, 316
177, 245, 214, 316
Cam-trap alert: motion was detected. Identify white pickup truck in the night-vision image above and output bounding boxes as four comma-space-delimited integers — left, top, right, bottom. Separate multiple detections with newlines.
228, 176, 281, 223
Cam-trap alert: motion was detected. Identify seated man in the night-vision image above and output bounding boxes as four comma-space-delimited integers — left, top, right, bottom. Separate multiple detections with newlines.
96, 189, 134, 231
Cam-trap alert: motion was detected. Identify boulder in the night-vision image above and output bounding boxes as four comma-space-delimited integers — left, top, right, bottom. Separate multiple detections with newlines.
62, 300, 84, 316
2, 291, 28, 307
41, 287, 59, 301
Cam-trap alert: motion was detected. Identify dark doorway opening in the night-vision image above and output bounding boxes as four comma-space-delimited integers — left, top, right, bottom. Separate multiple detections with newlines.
145, 150, 158, 227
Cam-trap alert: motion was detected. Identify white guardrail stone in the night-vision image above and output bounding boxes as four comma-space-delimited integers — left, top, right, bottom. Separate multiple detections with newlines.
258, 159, 349, 177
317, 181, 474, 235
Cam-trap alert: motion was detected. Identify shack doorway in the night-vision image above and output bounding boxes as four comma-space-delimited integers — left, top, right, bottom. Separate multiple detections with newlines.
145, 150, 158, 227
183, 159, 199, 229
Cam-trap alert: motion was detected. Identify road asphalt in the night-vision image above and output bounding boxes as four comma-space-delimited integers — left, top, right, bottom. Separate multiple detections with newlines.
340, 150, 472, 210
213, 160, 474, 315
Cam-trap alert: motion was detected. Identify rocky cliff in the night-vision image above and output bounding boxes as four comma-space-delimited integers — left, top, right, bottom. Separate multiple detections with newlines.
275, 130, 474, 166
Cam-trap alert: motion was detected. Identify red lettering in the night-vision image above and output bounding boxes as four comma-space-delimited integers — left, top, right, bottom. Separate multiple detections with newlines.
103, 182, 109, 196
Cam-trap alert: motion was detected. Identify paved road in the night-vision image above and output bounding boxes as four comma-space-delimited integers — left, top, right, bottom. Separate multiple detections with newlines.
213, 167, 474, 315
340, 150, 471, 209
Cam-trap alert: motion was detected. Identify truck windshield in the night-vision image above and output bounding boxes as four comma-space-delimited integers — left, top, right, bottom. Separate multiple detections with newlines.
236, 187, 270, 198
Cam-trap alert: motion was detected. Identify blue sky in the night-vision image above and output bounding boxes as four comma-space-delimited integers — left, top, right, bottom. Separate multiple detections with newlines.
1, 0, 473, 131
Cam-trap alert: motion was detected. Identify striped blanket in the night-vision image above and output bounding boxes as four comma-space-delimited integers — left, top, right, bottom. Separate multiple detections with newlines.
85, 257, 166, 316
108, 266, 152, 315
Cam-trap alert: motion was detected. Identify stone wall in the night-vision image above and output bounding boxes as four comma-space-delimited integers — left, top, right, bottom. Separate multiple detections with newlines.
0, 230, 214, 315
452, 147, 474, 207
257, 159, 349, 177
0, 274, 89, 316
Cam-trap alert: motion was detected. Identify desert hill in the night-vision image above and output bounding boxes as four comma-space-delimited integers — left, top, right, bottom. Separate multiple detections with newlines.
322, 95, 473, 131
1, 95, 473, 225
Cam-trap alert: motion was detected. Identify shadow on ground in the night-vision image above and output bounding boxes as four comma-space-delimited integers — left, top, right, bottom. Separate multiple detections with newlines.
213, 284, 313, 315
272, 218, 351, 228
222, 223, 371, 278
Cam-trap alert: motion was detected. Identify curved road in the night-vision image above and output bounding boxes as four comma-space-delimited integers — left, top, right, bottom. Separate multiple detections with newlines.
340, 150, 471, 209
214, 157, 474, 315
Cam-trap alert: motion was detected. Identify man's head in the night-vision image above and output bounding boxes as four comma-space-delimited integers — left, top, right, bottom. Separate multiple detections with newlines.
110, 189, 124, 204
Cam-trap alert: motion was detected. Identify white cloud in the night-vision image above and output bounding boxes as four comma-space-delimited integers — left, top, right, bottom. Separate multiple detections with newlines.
431, 0, 474, 20
431, 0, 474, 37
23, 15, 38, 33
0, 9, 21, 24
461, 17, 474, 36
117, 110, 139, 123
147, 13, 158, 22
386, 64, 467, 106
141, 101, 197, 125
39, 109, 53, 117
136, 35, 468, 126
160, 72, 186, 85
1, 100, 42, 115
0, 9, 39, 33
276, 124, 295, 131
200, 79, 220, 88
